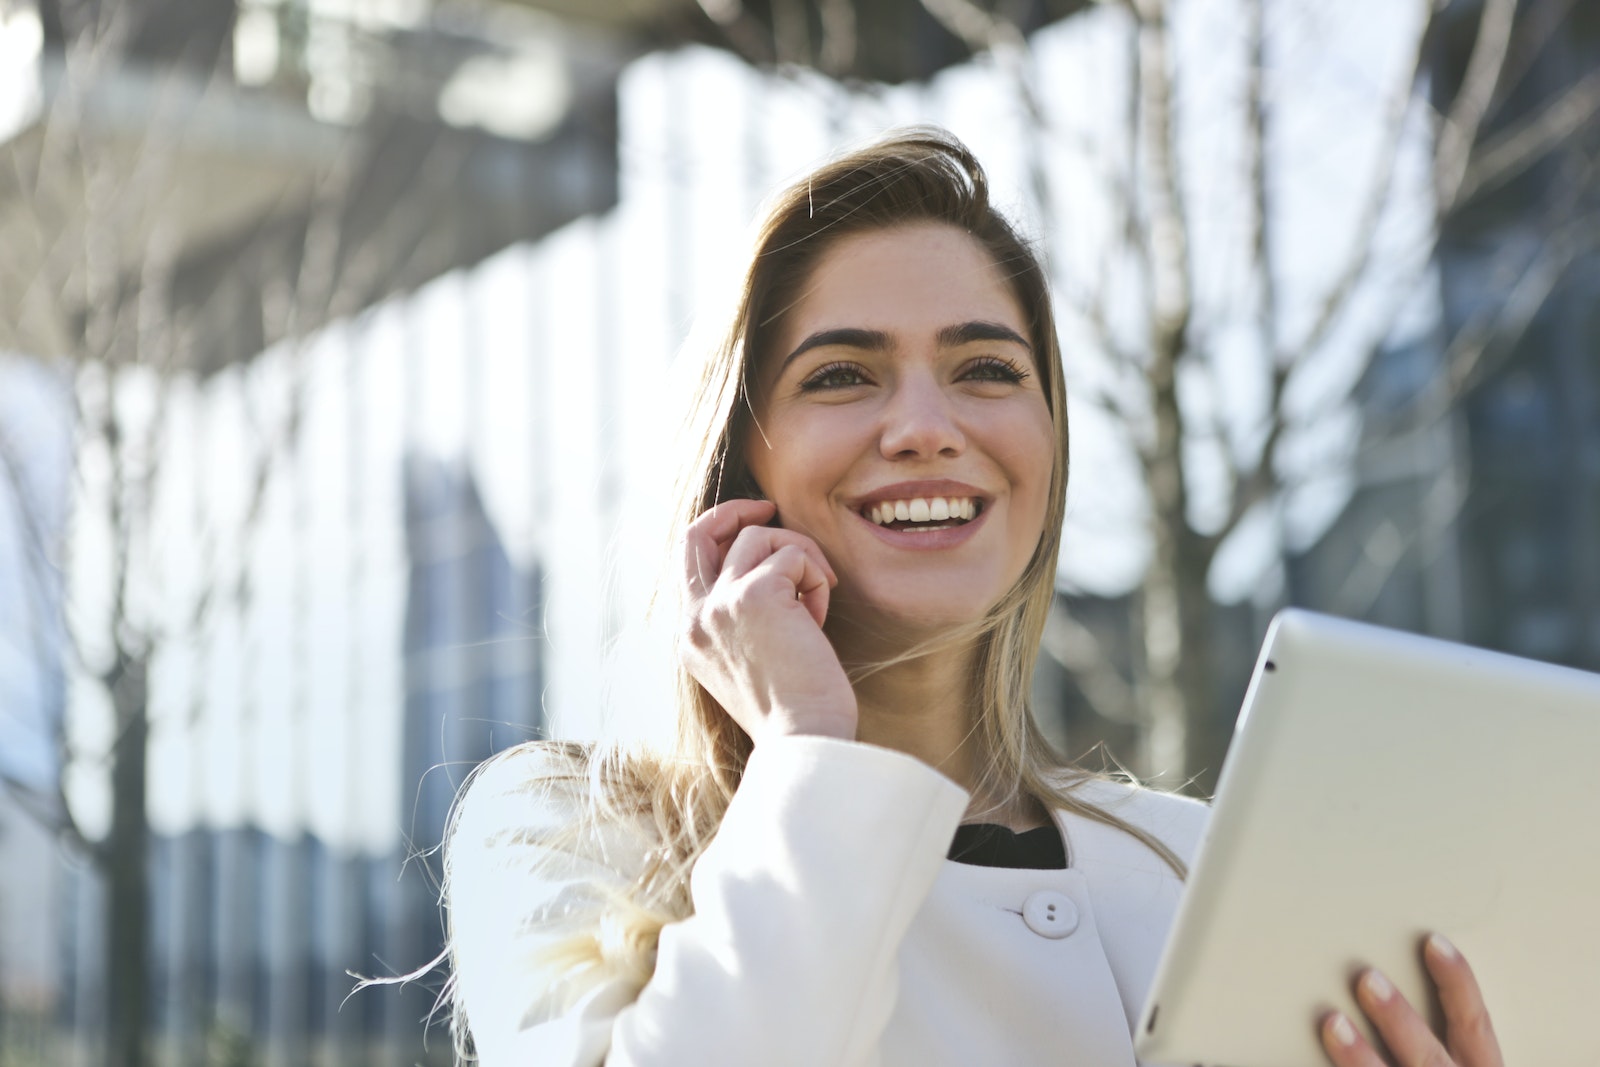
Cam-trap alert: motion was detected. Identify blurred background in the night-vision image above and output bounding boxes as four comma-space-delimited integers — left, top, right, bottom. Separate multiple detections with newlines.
0, 0, 1594, 1063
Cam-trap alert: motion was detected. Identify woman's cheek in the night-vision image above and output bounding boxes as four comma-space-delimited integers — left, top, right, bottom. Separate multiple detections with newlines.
989, 407, 1056, 485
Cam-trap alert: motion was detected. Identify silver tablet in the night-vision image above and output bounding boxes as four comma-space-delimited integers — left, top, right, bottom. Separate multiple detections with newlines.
1134, 609, 1600, 1067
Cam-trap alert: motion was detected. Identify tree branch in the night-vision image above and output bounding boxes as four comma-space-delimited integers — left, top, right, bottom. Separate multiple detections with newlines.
1245, 0, 1275, 353
1212, 370, 1289, 551
1290, 7, 1429, 361
1434, 0, 1519, 212
1259, 199, 1599, 509
1201, 0, 1288, 554
1057, 9, 1149, 429
1442, 217, 1598, 398
1128, 0, 1193, 353
1225, 0, 1546, 557
1456, 64, 1600, 204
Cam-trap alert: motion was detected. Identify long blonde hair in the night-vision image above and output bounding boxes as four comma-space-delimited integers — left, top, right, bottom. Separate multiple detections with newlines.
443, 127, 1186, 1051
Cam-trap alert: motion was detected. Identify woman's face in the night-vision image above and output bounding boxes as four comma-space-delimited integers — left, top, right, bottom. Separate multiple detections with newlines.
744, 221, 1056, 639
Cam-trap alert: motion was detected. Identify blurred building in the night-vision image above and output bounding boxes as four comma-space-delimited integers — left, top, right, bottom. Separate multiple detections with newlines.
0, 797, 60, 1055
2, 0, 1111, 1048
389, 453, 545, 1061
0, 356, 70, 1061
55, 457, 540, 1066
5, 0, 610, 1062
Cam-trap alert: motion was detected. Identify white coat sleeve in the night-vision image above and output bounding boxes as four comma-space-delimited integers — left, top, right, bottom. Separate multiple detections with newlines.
448, 735, 971, 1067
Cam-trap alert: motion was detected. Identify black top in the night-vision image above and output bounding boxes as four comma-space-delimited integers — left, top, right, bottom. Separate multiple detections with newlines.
947, 822, 1068, 869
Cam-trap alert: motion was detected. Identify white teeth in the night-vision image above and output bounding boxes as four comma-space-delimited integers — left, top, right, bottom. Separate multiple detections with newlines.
865, 496, 981, 526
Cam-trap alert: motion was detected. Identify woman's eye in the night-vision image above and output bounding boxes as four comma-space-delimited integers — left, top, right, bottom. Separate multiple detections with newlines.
962, 357, 1030, 384
798, 362, 871, 391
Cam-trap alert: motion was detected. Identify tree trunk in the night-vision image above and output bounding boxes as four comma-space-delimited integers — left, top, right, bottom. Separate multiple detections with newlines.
1130, 0, 1217, 790
1139, 501, 1184, 780
1174, 527, 1222, 791
1138, 515, 1220, 789
1138, 338, 1221, 790
105, 651, 150, 1067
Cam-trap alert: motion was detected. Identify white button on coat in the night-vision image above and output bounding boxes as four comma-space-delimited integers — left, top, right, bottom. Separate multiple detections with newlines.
1021, 890, 1080, 938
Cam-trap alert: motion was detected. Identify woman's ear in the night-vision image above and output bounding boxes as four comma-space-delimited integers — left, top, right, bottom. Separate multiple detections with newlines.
714, 469, 765, 504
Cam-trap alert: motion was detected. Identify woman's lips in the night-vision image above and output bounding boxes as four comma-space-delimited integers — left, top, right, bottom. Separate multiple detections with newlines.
852, 496, 990, 549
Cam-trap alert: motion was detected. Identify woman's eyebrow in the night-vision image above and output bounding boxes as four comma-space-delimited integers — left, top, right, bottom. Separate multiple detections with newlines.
779, 327, 891, 372
777, 320, 1031, 376
937, 320, 1031, 351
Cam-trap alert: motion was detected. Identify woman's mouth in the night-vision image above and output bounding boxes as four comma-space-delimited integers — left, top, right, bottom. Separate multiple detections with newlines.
861, 496, 983, 532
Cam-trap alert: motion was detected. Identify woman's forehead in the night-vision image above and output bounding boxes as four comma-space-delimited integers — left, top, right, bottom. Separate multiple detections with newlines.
774, 222, 1028, 351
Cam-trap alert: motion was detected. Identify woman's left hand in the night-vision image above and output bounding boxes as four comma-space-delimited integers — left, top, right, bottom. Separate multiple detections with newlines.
1320, 934, 1502, 1067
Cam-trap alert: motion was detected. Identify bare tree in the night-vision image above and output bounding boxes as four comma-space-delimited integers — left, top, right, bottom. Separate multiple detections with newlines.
904, 0, 1600, 789
0, 5, 476, 1063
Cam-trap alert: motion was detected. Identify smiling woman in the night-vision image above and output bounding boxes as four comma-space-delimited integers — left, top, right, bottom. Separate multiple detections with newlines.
440, 129, 1502, 1067
747, 222, 1056, 646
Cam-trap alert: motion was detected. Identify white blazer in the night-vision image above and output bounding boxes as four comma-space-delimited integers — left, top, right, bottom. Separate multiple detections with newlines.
449, 736, 1210, 1066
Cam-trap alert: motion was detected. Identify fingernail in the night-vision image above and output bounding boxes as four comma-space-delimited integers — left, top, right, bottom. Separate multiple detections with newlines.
1362, 969, 1394, 1002
1428, 933, 1459, 961
1329, 1012, 1357, 1047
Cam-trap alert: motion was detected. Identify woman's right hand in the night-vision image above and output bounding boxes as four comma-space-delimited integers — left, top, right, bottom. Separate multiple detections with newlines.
1319, 934, 1502, 1067
678, 498, 858, 744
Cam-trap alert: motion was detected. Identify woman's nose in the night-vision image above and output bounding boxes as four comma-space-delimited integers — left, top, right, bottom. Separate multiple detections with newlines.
878, 378, 965, 459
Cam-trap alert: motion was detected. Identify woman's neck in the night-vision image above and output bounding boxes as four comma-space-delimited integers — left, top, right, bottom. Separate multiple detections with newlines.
835, 638, 1048, 833
849, 647, 981, 787
825, 613, 1047, 831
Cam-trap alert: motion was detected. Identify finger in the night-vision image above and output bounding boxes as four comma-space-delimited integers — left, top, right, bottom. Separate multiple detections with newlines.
1318, 1011, 1387, 1067
1425, 935, 1503, 1067
790, 549, 832, 628
739, 543, 833, 628
694, 498, 780, 549
681, 499, 778, 598
681, 526, 722, 604
721, 525, 837, 588
1353, 968, 1453, 1067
